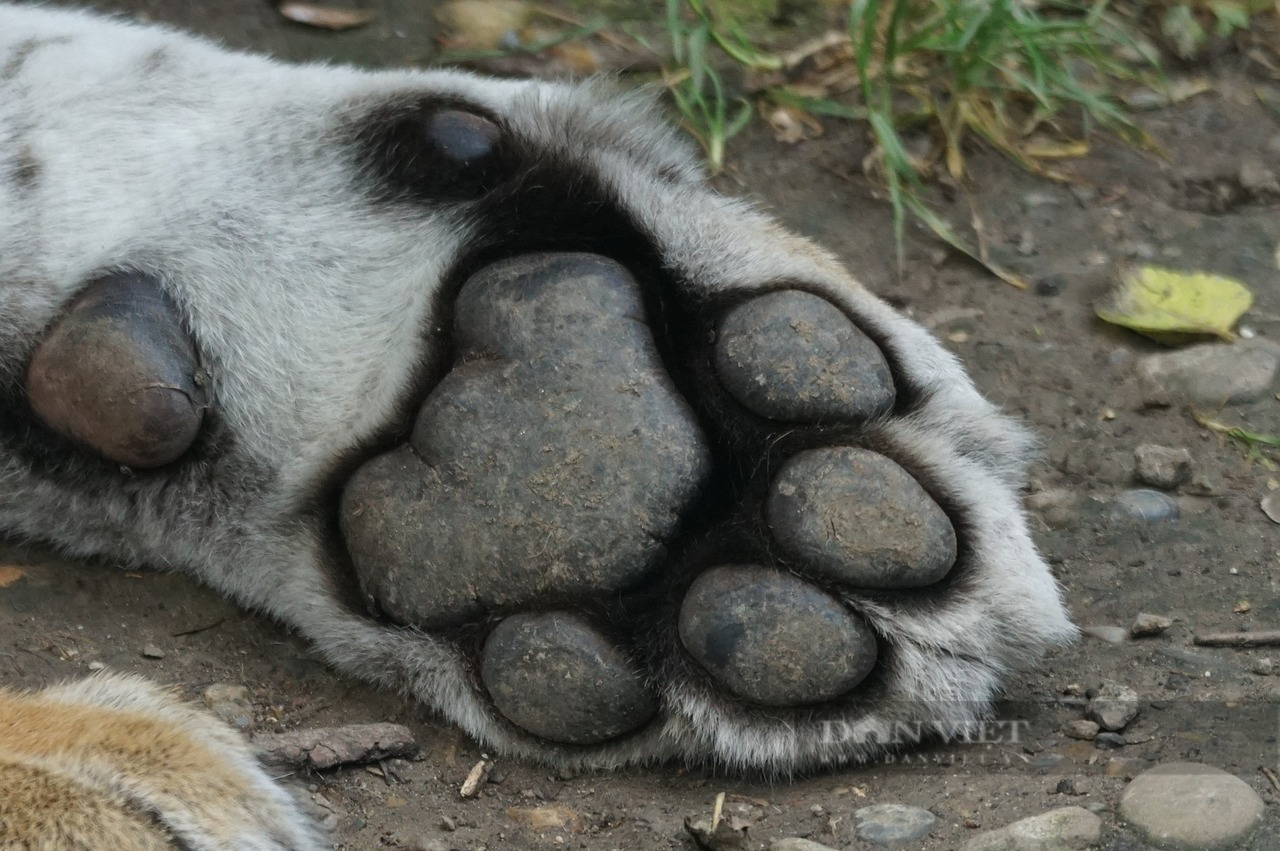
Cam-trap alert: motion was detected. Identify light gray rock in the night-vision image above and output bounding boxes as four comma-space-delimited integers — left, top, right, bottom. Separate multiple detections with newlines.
1137, 340, 1280, 407
770, 840, 838, 851
853, 804, 937, 847
1120, 762, 1264, 849
1239, 156, 1280, 194
1086, 683, 1140, 731
1133, 445, 1192, 490
1064, 719, 1099, 741
1081, 625, 1129, 645
961, 807, 1102, 851
1130, 613, 1173, 638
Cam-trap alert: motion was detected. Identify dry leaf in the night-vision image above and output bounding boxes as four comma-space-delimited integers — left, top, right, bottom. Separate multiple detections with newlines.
1262, 493, 1280, 522
278, 3, 374, 30
1022, 137, 1090, 159
763, 104, 822, 144
0, 565, 25, 587
1096, 265, 1254, 344
1235, 600, 1252, 613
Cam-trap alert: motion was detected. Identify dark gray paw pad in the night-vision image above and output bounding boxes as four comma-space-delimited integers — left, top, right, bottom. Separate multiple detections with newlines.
481, 612, 657, 744
714, 290, 894, 422
341, 253, 712, 627
25, 271, 206, 468
767, 447, 956, 589
678, 565, 878, 706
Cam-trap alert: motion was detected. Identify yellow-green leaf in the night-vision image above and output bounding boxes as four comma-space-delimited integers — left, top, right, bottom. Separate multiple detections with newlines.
1096, 265, 1254, 344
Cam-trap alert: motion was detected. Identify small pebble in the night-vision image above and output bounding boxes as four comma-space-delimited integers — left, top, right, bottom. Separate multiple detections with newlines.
1133, 445, 1193, 490
1064, 720, 1099, 741
1130, 613, 1173, 638
87, 661, 106, 671
853, 804, 937, 848
961, 806, 1101, 851
1253, 658, 1274, 676
1120, 762, 1264, 849
1112, 489, 1179, 523
1095, 732, 1127, 749
1087, 683, 1140, 731
141, 644, 165, 659
440, 815, 457, 831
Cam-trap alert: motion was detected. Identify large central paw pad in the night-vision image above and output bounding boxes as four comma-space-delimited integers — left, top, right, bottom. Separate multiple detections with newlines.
342, 254, 711, 626
339, 252, 975, 749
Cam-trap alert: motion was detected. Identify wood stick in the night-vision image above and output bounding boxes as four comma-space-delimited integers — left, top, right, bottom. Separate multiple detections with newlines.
1193, 630, 1280, 647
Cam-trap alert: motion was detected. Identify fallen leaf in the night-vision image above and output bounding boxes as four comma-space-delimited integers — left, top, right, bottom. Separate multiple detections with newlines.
0, 566, 25, 587
278, 3, 374, 30
1235, 600, 1252, 613
506, 806, 585, 832
438, 0, 532, 49
1022, 137, 1090, 159
1096, 265, 1254, 344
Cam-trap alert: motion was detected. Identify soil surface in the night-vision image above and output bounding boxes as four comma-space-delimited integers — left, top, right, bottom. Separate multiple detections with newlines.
6, 2, 1280, 849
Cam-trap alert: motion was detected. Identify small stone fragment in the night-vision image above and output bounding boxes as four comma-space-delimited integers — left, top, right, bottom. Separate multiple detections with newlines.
1130, 613, 1173, 638
771, 840, 838, 851
1094, 732, 1127, 749
1086, 683, 1140, 731
141, 644, 165, 659
1136, 340, 1280, 407
1120, 762, 1264, 849
1064, 720, 1099, 741
679, 565, 878, 706
961, 806, 1102, 851
481, 612, 656, 745
714, 290, 895, 423
1111, 489, 1179, 523
768, 447, 956, 589
201, 683, 254, 731
853, 804, 937, 847
459, 759, 491, 799
1253, 657, 1275, 676
685, 814, 748, 850
1133, 445, 1193, 490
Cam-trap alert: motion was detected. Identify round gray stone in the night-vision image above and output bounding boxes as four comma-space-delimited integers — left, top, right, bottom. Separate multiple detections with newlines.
714, 290, 895, 422
341, 253, 711, 627
1136, 340, 1280, 407
1120, 762, 1264, 849
767, 447, 956, 589
481, 611, 657, 745
853, 804, 937, 847
1111, 489, 1179, 523
678, 565, 878, 706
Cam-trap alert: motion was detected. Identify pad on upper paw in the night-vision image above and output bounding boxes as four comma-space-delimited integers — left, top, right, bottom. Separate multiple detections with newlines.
679, 565, 878, 706
25, 271, 206, 468
481, 612, 657, 744
714, 290, 895, 422
341, 253, 712, 627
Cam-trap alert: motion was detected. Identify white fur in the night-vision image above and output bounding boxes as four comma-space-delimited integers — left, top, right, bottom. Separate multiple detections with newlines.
0, 0, 1076, 784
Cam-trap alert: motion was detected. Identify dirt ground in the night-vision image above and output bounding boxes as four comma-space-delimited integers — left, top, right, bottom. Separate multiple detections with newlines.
5, 2, 1280, 849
